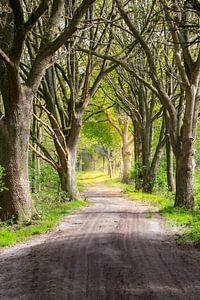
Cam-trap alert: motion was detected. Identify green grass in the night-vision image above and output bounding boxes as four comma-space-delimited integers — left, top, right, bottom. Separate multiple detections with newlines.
77, 171, 124, 188
124, 185, 200, 244
0, 190, 87, 247
2, 171, 199, 248
78, 171, 200, 246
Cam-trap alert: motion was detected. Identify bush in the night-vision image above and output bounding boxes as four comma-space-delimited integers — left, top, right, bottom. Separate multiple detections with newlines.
29, 162, 60, 192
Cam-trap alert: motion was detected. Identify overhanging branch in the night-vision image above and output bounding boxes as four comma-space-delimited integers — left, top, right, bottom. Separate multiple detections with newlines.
0, 49, 14, 67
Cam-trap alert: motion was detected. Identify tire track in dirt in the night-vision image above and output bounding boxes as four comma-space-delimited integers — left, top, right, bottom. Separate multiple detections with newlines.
128, 213, 181, 300
65, 209, 107, 299
139, 213, 200, 300
122, 207, 200, 300
0, 185, 200, 300
119, 211, 162, 300
43, 204, 107, 299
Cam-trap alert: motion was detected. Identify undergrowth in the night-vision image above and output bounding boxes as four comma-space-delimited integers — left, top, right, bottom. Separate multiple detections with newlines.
124, 185, 200, 245
0, 190, 87, 247
77, 171, 124, 188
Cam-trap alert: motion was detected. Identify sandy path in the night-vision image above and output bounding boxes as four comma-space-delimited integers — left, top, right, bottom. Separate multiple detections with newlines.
0, 185, 200, 300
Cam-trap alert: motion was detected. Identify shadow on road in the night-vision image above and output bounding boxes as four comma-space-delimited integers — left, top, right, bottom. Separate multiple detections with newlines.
0, 230, 200, 300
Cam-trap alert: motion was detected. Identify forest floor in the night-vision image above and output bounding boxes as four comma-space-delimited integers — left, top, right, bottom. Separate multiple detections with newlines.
0, 184, 200, 299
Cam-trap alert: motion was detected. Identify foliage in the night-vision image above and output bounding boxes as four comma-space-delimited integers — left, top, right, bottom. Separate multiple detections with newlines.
130, 156, 169, 192
37, 164, 60, 190
195, 168, 200, 200
153, 156, 168, 191
0, 0, 200, 240
82, 119, 120, 151
79, 117, 121, 173
125, 186, 200, 245
77, 171, 123, 188
0, 190, 87, 247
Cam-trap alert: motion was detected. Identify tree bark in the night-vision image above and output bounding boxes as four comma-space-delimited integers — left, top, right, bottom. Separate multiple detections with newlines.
121, 118, 132, 183
106, 114, 133, 183
65, 115, 82, 200
0, 90, 33, 221
142, 139, 165, 193
108, 159, 114, 178
53, 118, 80, 200
102, 155, 106, 173
106, 150, 115, 178
166, 136, 175, 192
142, 116, 165, 193
122, 146, 132, 183
31, 100, 42, 193
65, 146, 79, 200
175, 138, 195, 208
58, 167, 68, 192
31, 108, 37, 194
133, 123, 142, 190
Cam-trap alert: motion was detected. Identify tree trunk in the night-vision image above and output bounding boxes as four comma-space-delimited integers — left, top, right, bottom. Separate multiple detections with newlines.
175, 138, 195, 208
122, 148, 132, 183
102, 155, 106, 173
66, 146, 79, 200
0, 92, 33, 221
141, 121, 152, 188
31, 101, 41, 193
108, 159, 113, 178
121, 119, 132, 182
174, 86, 199, 208
31, 105, 37, 194
142, 142, 164, 193
142, 119, 165, 193
58, 168, 68, 192
134, 123, 142, 190
65, 115, 82, 200
166, 136, 175, 192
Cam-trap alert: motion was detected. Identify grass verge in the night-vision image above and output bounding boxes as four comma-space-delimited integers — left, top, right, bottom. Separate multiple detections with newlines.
124, 185, 200, 246
0, 190, 87, 247
78, 171, 200, 246
77, 171, 124, 188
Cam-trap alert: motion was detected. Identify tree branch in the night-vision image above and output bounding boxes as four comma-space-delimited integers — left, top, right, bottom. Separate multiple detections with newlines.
89, 64, 117, 98
25, 0, 49, 31
115, 0, 177, 148
26, 0, 96, 92
161, 1, 190, 86
33, 113, 67, 159
29, 143, 58, 171
45, 0, 96, 55
79, 46, 160, 97
106, 113, 123, 136
84, 104, 115, 122
9, 0, 25, 63
0, 48, 14, 67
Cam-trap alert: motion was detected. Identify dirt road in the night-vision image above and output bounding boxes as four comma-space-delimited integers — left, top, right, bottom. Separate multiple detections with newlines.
0, 185, 200, 300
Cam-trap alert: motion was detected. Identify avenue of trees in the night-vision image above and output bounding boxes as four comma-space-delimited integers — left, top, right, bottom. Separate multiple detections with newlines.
0, 0, 200, 222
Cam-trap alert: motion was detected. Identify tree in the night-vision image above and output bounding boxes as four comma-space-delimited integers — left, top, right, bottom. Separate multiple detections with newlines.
105, 107, 133, 183
115, 0, 200, 207
29, 1, 117, 199
0, 0, 96, 221
104, 65, 166, 192
82, 117, 120, 177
